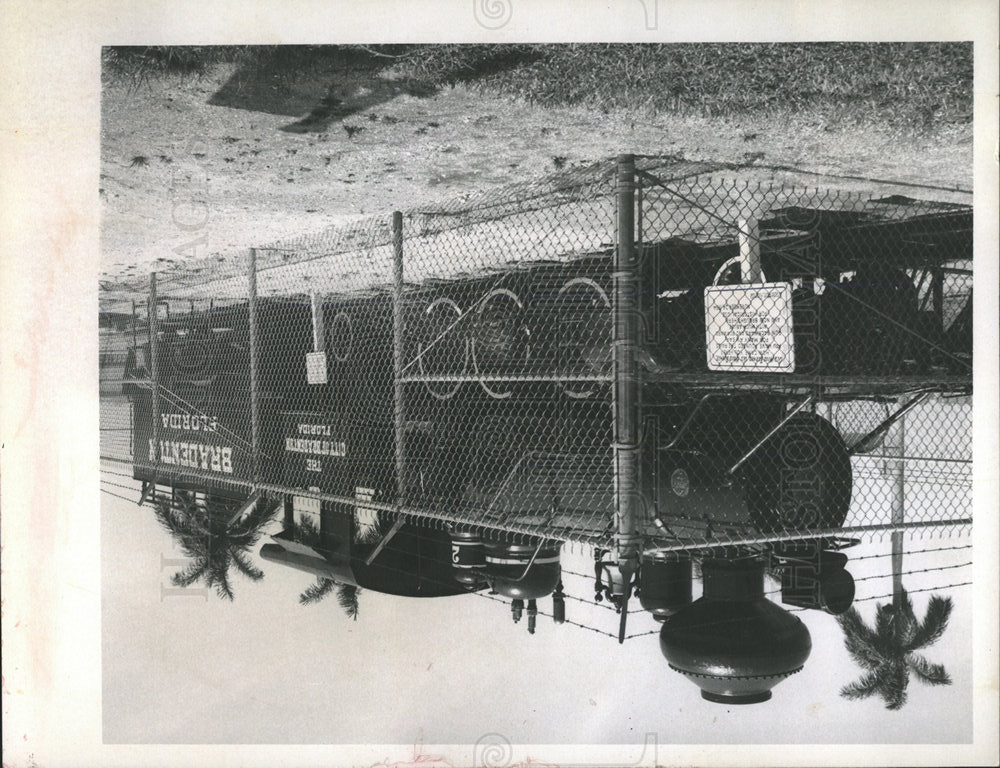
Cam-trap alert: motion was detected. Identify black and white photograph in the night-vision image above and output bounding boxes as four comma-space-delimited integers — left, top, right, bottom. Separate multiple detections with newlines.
2, 2, 998, 767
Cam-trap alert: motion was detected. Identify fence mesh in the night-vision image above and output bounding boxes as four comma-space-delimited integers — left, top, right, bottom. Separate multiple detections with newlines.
100, 154, 974, 629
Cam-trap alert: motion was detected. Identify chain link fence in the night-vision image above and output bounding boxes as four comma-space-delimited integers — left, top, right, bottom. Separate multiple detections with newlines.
100, 154, 973, 632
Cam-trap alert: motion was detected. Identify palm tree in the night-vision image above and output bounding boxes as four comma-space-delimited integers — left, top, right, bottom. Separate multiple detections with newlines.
290, 504, 385, 618
837, 409, 952, 710
153, 493, 279, 600
837, 588, 953, 709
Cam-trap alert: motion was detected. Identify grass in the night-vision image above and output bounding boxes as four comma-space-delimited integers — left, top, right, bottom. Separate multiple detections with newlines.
103, 43, 972, 133
404, 43, 972, 132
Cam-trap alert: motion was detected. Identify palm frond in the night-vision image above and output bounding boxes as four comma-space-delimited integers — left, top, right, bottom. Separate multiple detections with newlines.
233, 496, 282, 536
840, 670, 885, 700
337, 584, 360, 621
838, 608, 887, 667
152, 501, 191, 538
230, 548, 265, 581
211, 571, 235, 601
152, 494, 273, 601
909, 594, 953, 651
875, 603, 895, 639
171, 559, 208, 588
354, 508, 383, 545
290, 516, 323, 547
893, 590, 919, 645
907, 653, 952, 686
884, 662, 909, 710
299, 578, 338, 605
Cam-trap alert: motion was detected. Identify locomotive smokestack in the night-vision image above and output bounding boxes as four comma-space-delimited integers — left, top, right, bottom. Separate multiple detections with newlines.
660, 557, 812, 704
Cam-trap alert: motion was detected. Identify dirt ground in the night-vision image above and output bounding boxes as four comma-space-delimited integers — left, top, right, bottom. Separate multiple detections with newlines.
100, 61, 973, 289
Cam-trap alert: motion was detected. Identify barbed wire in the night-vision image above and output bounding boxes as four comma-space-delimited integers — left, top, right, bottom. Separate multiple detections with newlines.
470, 590, 621, 640
853, 581, 972, 603
624, 579, 974, 638
100, 487, 144, 505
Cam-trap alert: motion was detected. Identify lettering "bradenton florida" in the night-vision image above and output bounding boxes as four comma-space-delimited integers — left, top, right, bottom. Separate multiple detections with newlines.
149, 438, 233, 473
160, 412, 219, 432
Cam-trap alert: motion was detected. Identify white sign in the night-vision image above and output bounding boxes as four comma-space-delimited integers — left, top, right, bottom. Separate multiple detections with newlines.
305, 351, 328, 385
704, 282, 795, 372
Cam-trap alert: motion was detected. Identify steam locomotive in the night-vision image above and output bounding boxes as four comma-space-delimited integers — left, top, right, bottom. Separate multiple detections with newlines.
125, 192, 971, 703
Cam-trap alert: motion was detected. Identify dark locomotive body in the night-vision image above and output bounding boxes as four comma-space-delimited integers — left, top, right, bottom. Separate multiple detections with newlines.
122, 190, 971, 704
126, 197, 970, 634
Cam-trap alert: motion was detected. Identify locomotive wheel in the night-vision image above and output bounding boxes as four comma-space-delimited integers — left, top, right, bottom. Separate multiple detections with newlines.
555, 277, 611, 399
740, 413, 852, 535
328, 311, 354, 363
418, 297, 466, 401
470, 288, 530, 400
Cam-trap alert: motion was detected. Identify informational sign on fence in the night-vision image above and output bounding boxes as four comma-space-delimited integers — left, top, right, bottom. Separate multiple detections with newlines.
704, 282, 795, 372
305, 351, 328, 385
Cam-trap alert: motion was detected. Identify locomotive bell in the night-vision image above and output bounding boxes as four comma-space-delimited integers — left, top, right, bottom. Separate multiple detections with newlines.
485, 538, 562, 600
780, 550, 856, 615
449, 527, 486, 587
660, 557, 812, 705
639, 553, 693, 621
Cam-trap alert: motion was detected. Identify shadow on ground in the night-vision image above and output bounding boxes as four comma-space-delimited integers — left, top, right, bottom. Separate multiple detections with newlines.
207, 48, 435, 133
206, 45, 545, 134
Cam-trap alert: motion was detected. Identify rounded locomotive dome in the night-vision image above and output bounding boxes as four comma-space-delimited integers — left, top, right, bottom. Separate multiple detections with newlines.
660, 558, 812, 705
639, 553, 693, 621
449, 528, 486, 587
485, 539, 561, 599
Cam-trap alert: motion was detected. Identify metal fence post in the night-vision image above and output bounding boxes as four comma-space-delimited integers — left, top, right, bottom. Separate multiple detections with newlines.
890, 400, 906, 606
738, 217, 762, 283
248, 248, 261, 485
149, 272, 162, 464
310, 291, 325, 353
614, 155, 642, 592
392, 212, 406, 510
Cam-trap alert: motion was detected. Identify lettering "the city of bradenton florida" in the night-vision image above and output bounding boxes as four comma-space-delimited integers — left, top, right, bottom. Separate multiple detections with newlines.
285, 422, 347, 457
